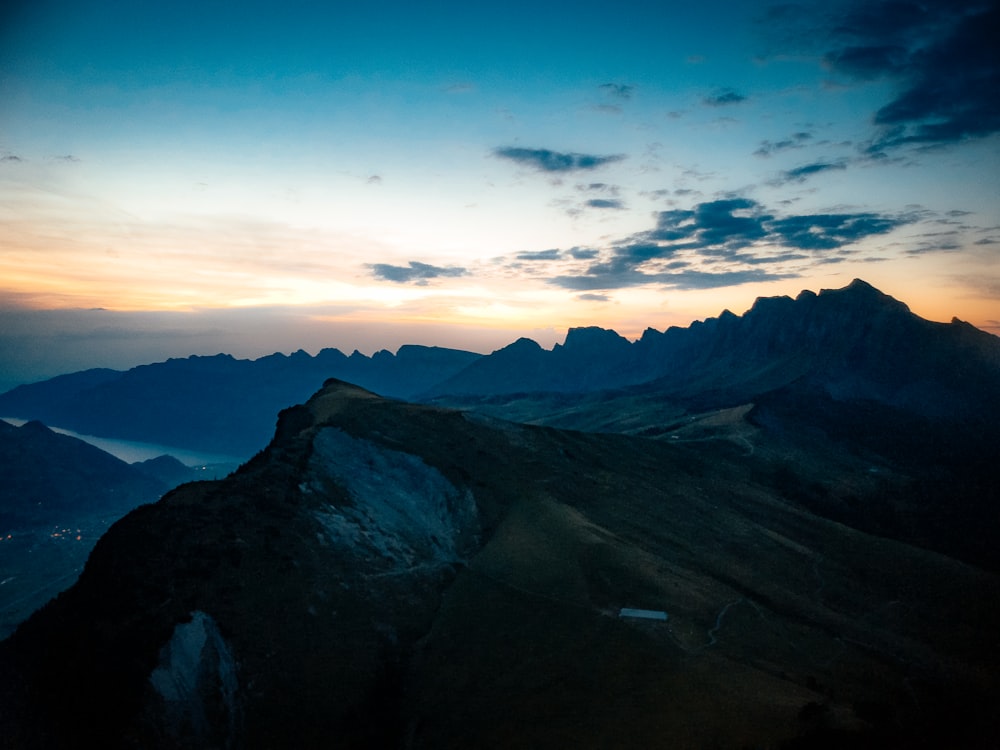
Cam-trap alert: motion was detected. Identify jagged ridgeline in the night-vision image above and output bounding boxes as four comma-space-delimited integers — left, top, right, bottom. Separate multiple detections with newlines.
2, 279, 998, 460
1, 378, 999, 748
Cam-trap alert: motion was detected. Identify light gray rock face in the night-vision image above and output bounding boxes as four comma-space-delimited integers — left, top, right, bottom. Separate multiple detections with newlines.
148, 610, 241, 748
304, 428, 479, 572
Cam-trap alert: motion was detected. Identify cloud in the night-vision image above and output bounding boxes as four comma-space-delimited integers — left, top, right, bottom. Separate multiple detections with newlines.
568, 247, 599, 260
754, 131, 814, 157
703, 89, 747, 106
650, 198, 771, 249
771, 160, 848, 185
552, 268, 793, 291
819, 1, 1000, 152
1, 154, 23, 162
516, 249, 562, 261
367, 261, 468, 284
586, 198, 625, 210
366, 175, 382, 184
544, 198, 913, 291
577, 293, 610, 301
599, 83, 634, 100
493, 147, 625, 172
577, 183, 620, 196
768, 212, 904, 250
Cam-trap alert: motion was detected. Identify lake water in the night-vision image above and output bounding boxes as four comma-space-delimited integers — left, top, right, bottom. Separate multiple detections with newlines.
1, 417, 244, 468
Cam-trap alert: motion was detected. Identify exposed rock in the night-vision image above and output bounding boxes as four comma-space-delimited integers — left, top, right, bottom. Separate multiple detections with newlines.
1, 379, 997, 748
147, 610, 241, 748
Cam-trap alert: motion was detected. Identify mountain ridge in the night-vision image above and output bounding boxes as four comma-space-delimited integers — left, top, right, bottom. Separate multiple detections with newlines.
1, 378, 997, 747
0, 344, 482, 457
424, 279, 1000, 414
2, 281, 997, 459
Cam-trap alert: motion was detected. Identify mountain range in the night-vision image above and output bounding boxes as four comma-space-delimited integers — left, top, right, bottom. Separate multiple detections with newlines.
0, 345, 482, 457
2, 280, 997, 459
0, 420, 203, 638
1, 279, 999, 747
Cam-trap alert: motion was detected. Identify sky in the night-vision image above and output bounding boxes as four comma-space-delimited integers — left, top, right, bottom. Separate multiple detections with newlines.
1, 0, 998, 391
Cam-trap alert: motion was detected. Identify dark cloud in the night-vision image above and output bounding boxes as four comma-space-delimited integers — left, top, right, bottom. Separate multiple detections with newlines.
577, 182, 620, 195
1, 154, 22, 162
754, 131, 814, 157
650, 199, 771, 249
577, 293, 611, 301
516, 249, 562, 261
872, 5, 1000, 149
769, 212, 905, 250
772, 160, 848, 185
493, 147, 625, 172
568, 247, 599, 260
824, 44, 910, 80
552, 268, 792, 291
820, 1, 1000, 152
545, 198, 912, 291
703, 89, 747, 107
586, 198, 625, 210
599, 83, 634, 100
367, 261, 467, 284
367, 175, 382, 184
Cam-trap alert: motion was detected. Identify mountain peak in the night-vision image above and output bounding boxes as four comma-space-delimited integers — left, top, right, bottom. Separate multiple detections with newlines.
499, 337, 544, 354
20, 420, 52, 435
561, 326, 630, 350
819, 277, 911, 313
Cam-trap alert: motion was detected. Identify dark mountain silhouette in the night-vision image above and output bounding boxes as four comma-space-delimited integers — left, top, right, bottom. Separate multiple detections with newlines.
0, 420, 167, 530
132, 454, 202, 487
1, 381, 996, 748
5, 280, 997, 461
0, 420, 177, 638
425, 280, 1000, 420
0, 345, 481, 458
425, 280, 1000, 570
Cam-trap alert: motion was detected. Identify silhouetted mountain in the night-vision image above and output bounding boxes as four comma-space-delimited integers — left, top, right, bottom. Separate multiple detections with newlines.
1, 381, 996, 748
425, 280, 1000, 421
0, 345, 481, 458
0, 420, 175, 638
425, 281, 1000, 570
0, 420, 166, 530
132, 454, 202, 487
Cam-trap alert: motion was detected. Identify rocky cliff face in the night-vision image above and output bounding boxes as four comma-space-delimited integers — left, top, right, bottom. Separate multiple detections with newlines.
2, 379, 998, 748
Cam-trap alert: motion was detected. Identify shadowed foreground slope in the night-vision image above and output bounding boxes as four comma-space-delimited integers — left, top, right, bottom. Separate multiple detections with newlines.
1, 380, 997, 748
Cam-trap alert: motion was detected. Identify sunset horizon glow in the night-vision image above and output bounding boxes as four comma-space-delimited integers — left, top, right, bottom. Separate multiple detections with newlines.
2, 0, 998, 391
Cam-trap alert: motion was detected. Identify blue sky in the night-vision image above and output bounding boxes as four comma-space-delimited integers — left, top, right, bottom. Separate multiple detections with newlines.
1, 0, 998, 390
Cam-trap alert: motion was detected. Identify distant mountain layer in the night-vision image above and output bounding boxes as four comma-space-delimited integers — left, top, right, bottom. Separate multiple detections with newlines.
0, 419, 168, 529
2, 278, 998, 460
425, 279, 1000, 420
2, 380, 997, 748
0, 345, 482, 458
0, 420, 189, 638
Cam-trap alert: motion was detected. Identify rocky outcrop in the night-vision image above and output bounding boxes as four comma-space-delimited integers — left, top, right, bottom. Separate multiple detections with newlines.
1, 379, 998, 748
